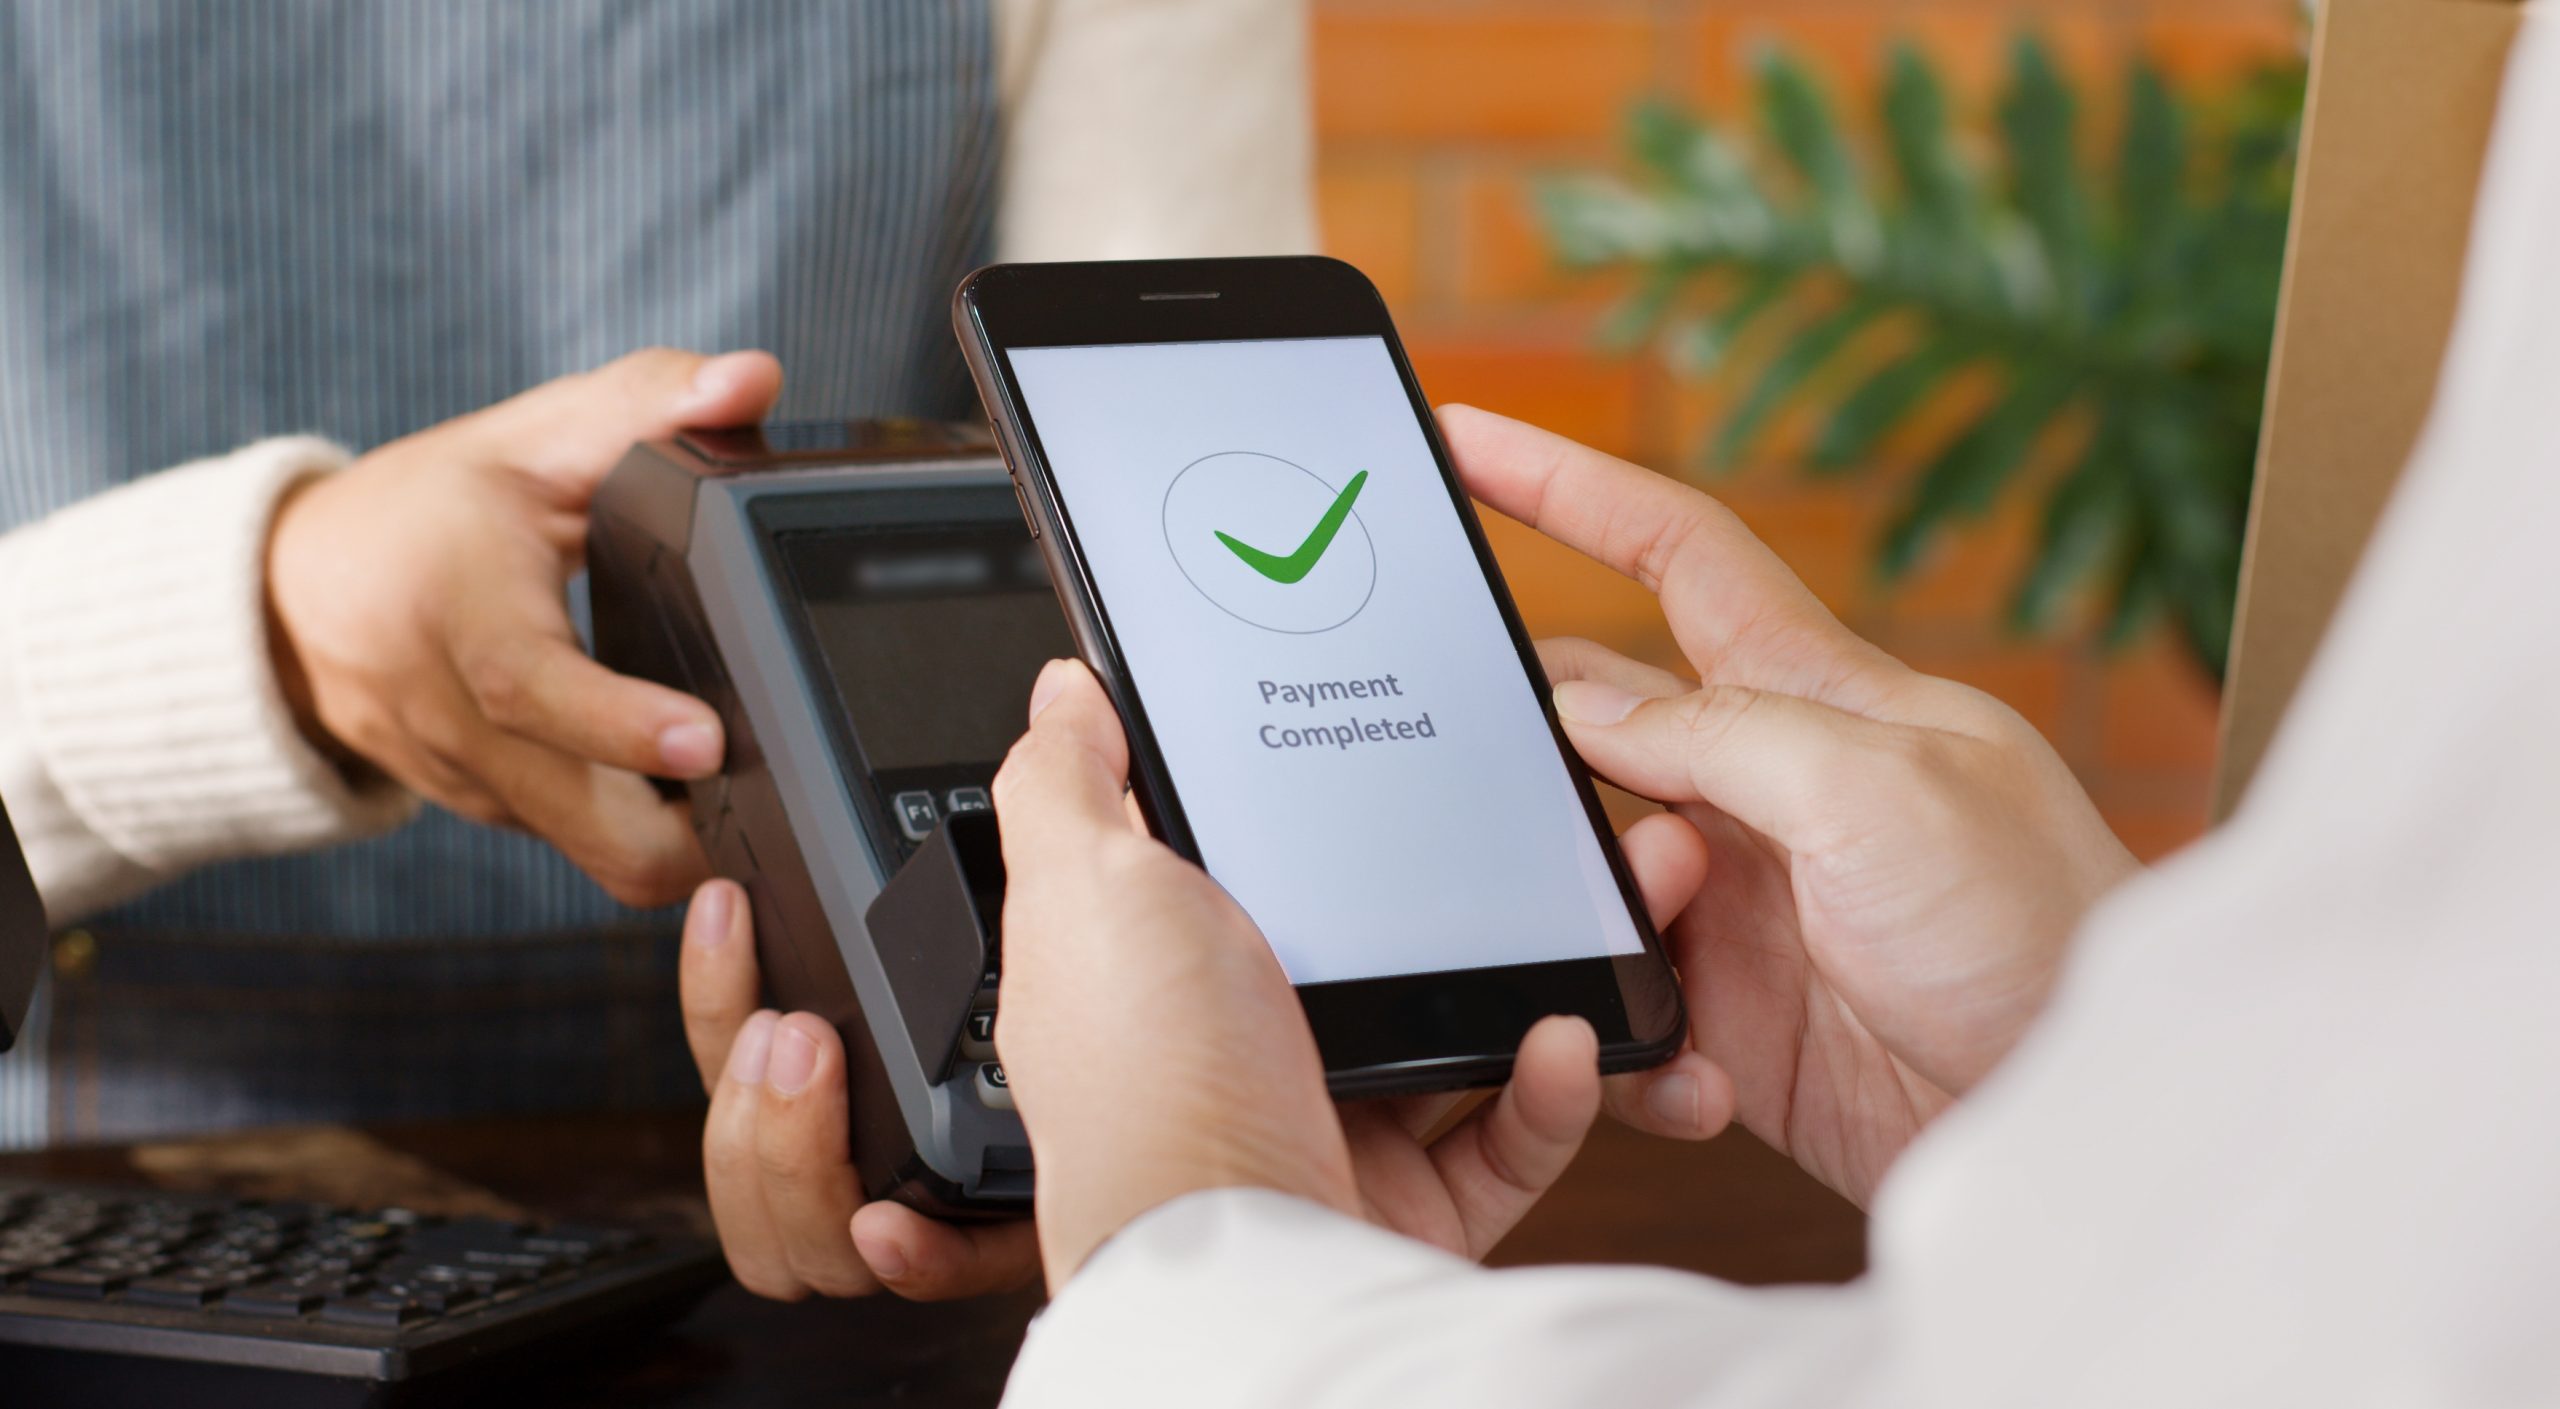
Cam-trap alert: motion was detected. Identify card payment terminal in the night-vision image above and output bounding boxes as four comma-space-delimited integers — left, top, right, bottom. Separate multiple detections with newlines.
587, 419, 1067, 1217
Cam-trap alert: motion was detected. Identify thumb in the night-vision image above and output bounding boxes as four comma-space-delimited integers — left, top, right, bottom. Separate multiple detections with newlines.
991, 660, 1134, 873
593, 346, 785, 432
481, 347, 785, 496
1551, 678, 1896, 849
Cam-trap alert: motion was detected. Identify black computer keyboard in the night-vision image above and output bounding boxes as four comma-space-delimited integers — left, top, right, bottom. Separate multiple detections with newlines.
0, 1177, 723, 1406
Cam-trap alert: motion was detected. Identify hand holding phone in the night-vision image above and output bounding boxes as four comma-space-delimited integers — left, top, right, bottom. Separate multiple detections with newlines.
990, 656, 1662, 1289
955, 257, 1687, 1094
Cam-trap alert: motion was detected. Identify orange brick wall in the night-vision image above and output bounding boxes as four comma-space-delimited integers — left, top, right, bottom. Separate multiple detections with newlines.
1313, 0, 2303, 861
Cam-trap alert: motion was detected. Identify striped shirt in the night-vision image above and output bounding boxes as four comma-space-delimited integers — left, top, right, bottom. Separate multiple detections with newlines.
0, 0, 1312, 1144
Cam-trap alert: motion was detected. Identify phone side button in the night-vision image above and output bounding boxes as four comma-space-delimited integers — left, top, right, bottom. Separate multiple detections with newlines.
1010, 479, 1040, 539
974, 1062, 1014, 1111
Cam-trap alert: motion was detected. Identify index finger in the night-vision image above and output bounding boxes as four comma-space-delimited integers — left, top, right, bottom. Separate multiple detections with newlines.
449, 594, 724, 779
1440, 404, 1797, 599
1440, 405, 1889, 702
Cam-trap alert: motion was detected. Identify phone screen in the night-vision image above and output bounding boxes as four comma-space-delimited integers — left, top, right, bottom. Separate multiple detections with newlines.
1008, 335, 1644, 985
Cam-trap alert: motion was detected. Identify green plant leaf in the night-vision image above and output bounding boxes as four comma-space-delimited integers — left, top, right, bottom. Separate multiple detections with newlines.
1710, 295, 1882, 467
2010, 416, 2136, 628
1808, 337, 1973, 472
1597, 266, 1688, 350
1536, 175, 1663, 266
1671, 266, 1796, 372
1757, 49, 1881, 269
1554, 31, 2302, 680
1997, 35, 2094, 318
2116, 61, 2186, 265
1878, 363, 2079, 577
2104, 539, 2167, 647
1882, 43, 1974, 238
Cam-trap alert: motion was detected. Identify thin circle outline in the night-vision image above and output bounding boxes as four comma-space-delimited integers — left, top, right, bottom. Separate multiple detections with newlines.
1158, 450, 1378, 635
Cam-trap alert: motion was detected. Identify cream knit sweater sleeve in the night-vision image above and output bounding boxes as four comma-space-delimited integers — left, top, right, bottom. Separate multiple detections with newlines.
0, 439, 416, 925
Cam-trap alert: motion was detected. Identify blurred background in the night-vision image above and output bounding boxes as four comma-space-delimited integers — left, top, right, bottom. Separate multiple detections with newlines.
1310, 0, 2308, 860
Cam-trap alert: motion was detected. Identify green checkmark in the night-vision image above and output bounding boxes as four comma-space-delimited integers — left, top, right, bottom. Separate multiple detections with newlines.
1213, 470, 1369, 584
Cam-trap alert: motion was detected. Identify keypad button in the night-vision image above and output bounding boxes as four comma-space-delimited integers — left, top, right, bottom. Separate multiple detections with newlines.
960, 1009, 998, 1059
320, 1295, 429, 1329
219, 1282, 325, 1318
974, 1062, 1014, 1111
892, 791, 940, 841
944, 786, 991, 816
27, 1267, 126, 1299
126, 1275, 228, 1309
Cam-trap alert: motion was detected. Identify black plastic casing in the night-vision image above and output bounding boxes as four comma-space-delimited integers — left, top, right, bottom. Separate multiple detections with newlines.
953, 257, 1687, 1099
587, 422, 1032, 1218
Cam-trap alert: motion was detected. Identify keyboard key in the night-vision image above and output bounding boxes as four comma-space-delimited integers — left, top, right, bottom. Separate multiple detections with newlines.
220, 1282, 325, 1318
975, 1062, 1015, 1111
320, 1296, 429, 1329
412, 1285, 479, 1314
525, 1223, 640, 1257
28, 1267, 128, 1299
455, 1247, 558, 1271
961, 1008, 998, 1058
892, 790, 940, 841
126, 1275, 228, 1309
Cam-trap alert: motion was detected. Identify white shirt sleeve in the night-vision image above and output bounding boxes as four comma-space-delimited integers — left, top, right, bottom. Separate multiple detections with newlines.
0, 439, 415, 923
999, 15, 2560, 1409
1009, 1188, 1880, 1409
993, 0, 1316, 262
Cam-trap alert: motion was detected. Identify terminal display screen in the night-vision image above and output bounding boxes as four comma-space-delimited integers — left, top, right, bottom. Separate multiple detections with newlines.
779, 527, 1072, 773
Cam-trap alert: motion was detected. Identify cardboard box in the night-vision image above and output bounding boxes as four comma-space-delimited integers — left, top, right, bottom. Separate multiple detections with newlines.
2214, 0, 2527, 816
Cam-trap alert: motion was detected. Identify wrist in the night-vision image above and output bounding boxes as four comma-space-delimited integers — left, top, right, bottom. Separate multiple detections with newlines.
260, 477, 370, 779
1035, 1130, 1357, 1291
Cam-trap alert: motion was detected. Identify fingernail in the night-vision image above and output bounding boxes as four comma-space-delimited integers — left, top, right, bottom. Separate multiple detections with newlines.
1554, 680, 1640, 726
1644, 1072, 1702, 1134
677, 351, 760, 419
686, 881, 735, 950
726, 1011, 777, 1086
767, 1022, 819, 1096
1026, 659, 1076, 723
854, 1229, 908, 1282
658, 721, 722, 776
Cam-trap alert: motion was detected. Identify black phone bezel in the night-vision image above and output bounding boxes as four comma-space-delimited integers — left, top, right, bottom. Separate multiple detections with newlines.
955, 256, 1685, 1091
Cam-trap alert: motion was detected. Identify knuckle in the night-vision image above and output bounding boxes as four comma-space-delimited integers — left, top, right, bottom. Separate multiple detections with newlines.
989, 755, 1029, 811
729, 1258, 810, 1304
703, 1110, 759, 1180
317, 698, 398, 768
577, 832, 704, 909
459, 649, 535, 728
1673, 685, 1758, 756
1870, 725, 1947, 791
1625, 495, 1723, 594
425, 773, 515, 829
598, 868, 690, 910
750, 1114, 826, 1189
752, 1140, 820, 1199
1091, 834, 1161, 883
796, 1261, 878, 1299
451, 797, 515, 830
1533, 636, 1601, 683
389, 690, 461, 752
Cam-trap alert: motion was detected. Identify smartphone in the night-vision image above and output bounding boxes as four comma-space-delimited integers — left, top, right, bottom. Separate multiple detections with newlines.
954, 256, 1685, 1096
